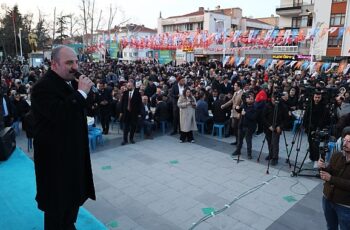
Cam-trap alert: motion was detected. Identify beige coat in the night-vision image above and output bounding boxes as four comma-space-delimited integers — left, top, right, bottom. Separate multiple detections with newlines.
177, 95, 198, 132
222, 89, 243, 119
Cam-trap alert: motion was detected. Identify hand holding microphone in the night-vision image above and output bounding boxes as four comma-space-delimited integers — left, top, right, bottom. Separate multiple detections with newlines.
73, 71, 98, 93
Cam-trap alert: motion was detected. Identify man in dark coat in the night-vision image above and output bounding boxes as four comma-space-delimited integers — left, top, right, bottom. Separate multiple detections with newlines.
169, 75, 186, 135
1, 90, 14, 127
31, 45, 96, 229
262, 94, 288, 166
303, 91, 330, 167
154, 95, 169, 124
212, 94, 230, 137
96, 81, 113, 134
120, 79, 142, 145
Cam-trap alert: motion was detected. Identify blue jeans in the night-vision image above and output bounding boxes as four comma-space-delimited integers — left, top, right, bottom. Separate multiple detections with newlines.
322, 196, 350, 230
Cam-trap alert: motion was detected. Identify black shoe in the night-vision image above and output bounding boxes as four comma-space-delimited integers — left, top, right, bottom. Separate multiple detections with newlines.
230, 142, 237, 145
130, 140, 135, 144
248, 154, 252, 160
265, 156, 271, 161
121, 141, 128, 145
170, 131, 177, 135
231, 150, 240, 157
271, 159, 278, 166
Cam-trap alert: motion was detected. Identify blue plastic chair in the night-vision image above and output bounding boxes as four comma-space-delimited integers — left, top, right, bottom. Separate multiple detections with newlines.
88, 127, 104, 146
140, 126, 144, 139
27, 138, 33, 152
292, 119, 302, 134
326, 142, 337, 162
160, 121, 168, 135
88, 134, 96, 151
111, 118, 120, 134
212, 123, 225, 138
12, 121, 20, 136
196, 122, 205, 134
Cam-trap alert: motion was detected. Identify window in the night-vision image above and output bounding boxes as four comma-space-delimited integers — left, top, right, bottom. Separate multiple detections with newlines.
186, 23, 193, 31
307, 15, 313, 27
301, 16, 308, 27
293, 0, 303, 7
197, 22, 203, 31
330, 14, 346, 26
328, 36, 342, 47
292, 17, 302, 28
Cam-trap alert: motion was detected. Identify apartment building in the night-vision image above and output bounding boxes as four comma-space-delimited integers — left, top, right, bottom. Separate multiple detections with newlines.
312, 0, 350, 61
157, 6, 274, 63
276, 0, 350, 62
275, 0, 314, 58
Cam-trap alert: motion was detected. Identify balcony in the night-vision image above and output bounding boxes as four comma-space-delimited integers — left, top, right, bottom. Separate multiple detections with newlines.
276, 4, 303, 16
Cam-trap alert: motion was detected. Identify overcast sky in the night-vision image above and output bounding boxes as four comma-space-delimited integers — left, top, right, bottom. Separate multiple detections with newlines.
1, 0, 280, 29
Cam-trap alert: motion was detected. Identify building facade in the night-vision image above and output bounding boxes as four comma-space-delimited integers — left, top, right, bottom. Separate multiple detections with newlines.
312, 0, 350, 61
158, 6, 275, 63
276, 0, 314, 58
276, 0, 350, 61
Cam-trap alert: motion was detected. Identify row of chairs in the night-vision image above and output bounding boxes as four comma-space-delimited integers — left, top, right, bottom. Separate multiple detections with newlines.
196, 122, 226, 138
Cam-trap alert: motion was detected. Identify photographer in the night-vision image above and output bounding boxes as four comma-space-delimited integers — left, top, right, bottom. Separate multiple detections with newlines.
262, 93, 288, 166
303, 91, 330, 168
318, 126, 350, 230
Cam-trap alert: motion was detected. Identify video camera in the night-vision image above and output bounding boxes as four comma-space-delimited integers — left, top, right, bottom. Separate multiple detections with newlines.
312, 128, 330, 142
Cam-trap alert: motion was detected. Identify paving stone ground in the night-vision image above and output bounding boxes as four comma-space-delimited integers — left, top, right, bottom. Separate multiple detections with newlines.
17, 124, 327, 230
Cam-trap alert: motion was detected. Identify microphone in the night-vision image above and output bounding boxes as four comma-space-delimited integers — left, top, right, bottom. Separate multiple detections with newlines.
73, 71, 98, 93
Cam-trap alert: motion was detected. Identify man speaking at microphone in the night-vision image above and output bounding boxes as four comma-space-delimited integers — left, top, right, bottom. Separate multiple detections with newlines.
31, 45, 96, 229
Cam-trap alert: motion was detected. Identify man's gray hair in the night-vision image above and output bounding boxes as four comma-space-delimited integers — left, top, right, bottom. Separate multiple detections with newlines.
51, 45, 70, 62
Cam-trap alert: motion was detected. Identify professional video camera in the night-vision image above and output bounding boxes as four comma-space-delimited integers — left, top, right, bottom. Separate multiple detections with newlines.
311, 128, 335, 160
312, 128, 330, 142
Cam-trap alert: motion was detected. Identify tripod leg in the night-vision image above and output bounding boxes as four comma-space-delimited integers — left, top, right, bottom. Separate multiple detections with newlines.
291, 128, 304, 176
257, 136, 266, 163
286, 125, 300, 164
297, 149, 309, 175
282, 130, 292, 168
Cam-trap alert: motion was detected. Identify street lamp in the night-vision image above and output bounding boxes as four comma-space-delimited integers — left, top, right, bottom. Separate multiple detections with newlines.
214, 18, 226, 66
18, 28, 23, 63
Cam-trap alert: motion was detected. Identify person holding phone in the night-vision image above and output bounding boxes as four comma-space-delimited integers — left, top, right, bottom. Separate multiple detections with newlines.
318, 126, 350, 230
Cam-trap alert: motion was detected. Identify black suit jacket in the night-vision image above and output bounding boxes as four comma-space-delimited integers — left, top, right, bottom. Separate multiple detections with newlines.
154, 101, 169, 122
31, 69, 95, 213
212, 99, 229, 123
170, 83, 180, 108
120, 89, 142, 122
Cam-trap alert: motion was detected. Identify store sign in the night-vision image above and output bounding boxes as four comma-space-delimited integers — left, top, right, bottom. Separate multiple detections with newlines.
183, 46, 194, 52
296, 55, 311, 61
272, 54, 296, 60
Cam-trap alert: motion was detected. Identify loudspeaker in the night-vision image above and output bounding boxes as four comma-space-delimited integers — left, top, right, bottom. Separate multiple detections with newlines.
0, 127, 16, 161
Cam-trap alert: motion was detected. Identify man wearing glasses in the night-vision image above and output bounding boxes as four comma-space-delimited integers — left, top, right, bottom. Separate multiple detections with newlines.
318, 126, 350, 230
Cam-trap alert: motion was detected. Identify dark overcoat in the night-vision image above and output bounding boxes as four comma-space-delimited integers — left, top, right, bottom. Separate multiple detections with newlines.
31, 69, 95, 213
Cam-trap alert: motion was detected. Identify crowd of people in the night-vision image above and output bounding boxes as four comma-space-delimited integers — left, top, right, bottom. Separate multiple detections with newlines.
1, 54, 350, 166
1, 46, 350, 229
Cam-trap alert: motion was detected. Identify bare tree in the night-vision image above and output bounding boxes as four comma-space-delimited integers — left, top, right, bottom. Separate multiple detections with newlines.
80, 0, 88, 39
52, 7, 56, 44
88, 0, 95, 45
67, 14, 80, 38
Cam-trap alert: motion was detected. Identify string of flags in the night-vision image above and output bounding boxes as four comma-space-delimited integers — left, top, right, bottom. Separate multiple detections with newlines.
224, 56, 350, 75
87, 26, 350, 51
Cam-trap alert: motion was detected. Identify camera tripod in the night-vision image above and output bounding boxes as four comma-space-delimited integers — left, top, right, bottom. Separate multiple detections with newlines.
256, 98, 290, 174
289, 97, 320, 177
